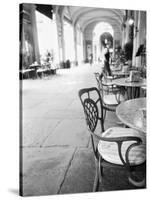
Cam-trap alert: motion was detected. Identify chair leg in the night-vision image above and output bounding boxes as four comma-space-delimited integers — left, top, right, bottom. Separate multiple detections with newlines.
98, 157, 103, 183
128, 176, 146, 187
127, 166, 146, 187
93, 159, 99, 192
103, 109, 106, 121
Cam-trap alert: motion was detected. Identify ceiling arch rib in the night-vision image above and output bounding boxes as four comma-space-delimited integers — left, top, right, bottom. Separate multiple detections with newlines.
71, 7, 124, 22
82, 15, 121, 28
94, 22, 114, 37
83, 17, 122, 34
84, 20, 122, 41
57, 6, 65, 16
70, 7, 124, 27
84, 23, 121, 37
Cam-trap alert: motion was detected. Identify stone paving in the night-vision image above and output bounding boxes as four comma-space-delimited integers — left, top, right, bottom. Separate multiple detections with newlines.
20, 64, 139, 196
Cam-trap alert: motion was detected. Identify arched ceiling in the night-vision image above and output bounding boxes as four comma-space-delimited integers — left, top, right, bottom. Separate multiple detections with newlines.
54, 5, 126, 43
64, 6, 124, 29
84, 20, 122, 40
83, 18, 121, 34
60, 6, 125, 38
73, 8, 123, 26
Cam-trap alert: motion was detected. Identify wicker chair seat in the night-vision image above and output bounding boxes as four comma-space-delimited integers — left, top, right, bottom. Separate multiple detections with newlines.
98, 127, 146, 166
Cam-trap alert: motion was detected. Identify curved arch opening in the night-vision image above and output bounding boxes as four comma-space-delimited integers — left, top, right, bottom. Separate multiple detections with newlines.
92, 22, 114, 63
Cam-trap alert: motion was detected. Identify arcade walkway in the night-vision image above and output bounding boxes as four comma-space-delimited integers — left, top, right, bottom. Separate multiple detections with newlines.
21, 64, 139, 196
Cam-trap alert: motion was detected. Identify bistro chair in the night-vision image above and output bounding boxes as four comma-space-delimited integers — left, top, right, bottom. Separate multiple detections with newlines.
78, 87, 146, 191
94, 72, 125, 120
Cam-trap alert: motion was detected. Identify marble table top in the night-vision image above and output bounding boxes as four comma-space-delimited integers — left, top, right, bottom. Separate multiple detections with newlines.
29, 63, 41, 69
112, 71, 129, 76
112, 77, 146, 87
116, 98, 146, 133
21, 69, 35, 73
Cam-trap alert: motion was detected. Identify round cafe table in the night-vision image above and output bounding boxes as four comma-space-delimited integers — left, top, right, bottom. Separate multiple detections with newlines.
29, 63, 41, 78
29, 63, 41, 69
116, 98, 146, 187
112, 77, 146, 99
116, 97, 146, 133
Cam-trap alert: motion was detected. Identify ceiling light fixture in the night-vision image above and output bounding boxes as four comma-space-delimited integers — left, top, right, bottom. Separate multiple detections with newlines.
128, 18, 134, 26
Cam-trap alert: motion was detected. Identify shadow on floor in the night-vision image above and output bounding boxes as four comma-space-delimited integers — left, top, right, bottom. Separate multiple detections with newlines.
98, 164, 146, 192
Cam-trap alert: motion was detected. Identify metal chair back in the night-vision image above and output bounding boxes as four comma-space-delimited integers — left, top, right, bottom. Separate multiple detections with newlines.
78, 87, 104, 159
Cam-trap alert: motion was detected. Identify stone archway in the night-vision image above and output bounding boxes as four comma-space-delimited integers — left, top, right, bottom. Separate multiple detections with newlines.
92, 22, 114, 63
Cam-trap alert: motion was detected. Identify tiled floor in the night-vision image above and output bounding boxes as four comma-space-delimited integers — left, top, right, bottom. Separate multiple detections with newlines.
20, 63, 144, 196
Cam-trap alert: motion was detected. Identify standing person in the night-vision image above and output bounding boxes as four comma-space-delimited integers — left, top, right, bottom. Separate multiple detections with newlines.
104, 45, 112, 76
89, 53, 93, 65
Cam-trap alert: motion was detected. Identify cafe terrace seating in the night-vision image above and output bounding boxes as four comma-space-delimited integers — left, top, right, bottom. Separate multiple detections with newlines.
20, 68, 36, 79
78, 87, 146, 191
20, 62, 59, 80
94, 72, 125, 120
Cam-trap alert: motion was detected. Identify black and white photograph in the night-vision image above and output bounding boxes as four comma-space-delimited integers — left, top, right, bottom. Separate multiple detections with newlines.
19, 2, 147, 196
2, 0, 149, 199
19, 2, 147, 197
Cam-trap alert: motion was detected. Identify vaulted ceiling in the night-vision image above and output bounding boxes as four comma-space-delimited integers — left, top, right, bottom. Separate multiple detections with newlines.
55, 6, 125, 42
61, 5, 125, 40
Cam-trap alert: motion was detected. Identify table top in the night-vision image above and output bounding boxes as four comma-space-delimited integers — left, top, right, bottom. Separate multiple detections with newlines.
29, 63, 41, 68
112, 71, 129, 76
116, 98, 146, 133
112, 77, 146, 87
20, 69, 35, 73
37, 68, 49, 72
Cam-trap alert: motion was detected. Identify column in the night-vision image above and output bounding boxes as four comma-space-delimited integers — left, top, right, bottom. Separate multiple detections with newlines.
134, 11, 146, 67
132, 11, 139, 67
74, 25, 78, 65
83, 35, 86, 62
30, 5, 40, 64
55, 7, 65, 65
60, 15, 66, 62
122, 23, 126, 49
137, 11, 146, 67
55, 7, 61, 64
135, 11, 142, 67
113, 37, 115, 58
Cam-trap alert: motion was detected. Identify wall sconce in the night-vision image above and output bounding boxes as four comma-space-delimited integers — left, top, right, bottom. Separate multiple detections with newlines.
128, 17, 139, 38
128, 18, 134, 26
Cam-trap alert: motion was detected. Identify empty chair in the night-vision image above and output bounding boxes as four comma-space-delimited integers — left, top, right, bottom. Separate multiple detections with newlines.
94, 72, 125, 120
78, 87, 146, 191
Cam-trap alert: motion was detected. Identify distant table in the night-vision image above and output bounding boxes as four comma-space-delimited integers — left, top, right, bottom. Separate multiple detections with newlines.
21, 69, 34, 73
112, 77, 146, 87
20, 68, 35, 79
29, 63, 41, 69
112, 71, 129, 77
116, 98, 146, 133
29, 63, 41, 73
112, 77, 146, 99
29, 63, 41, 78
